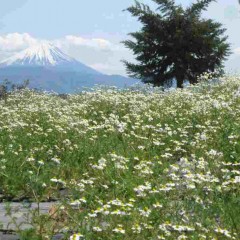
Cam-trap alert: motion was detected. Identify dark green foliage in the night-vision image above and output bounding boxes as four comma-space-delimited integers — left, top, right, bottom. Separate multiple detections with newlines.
122, 0, 231, 88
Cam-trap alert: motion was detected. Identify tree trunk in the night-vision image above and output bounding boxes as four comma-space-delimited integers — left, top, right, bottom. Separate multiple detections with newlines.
176, 75, 184, 88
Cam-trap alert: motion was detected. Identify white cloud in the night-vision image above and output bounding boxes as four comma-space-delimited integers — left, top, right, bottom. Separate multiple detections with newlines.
66, 35, 111, 49
0, 33, 38, 52
89, 63, 118, 73
0, 33, 133, 76
55, 35, 121, 51
234, 47, 240, 55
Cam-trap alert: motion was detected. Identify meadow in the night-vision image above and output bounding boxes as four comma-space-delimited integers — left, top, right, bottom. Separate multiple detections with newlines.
0, 73, 240, 239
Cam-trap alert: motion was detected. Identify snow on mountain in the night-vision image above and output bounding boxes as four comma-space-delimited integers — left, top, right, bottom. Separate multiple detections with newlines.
0, 42, 77, 67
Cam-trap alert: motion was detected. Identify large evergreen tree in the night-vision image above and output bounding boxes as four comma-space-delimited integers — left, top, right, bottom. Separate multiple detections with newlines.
122, 0, 231, 88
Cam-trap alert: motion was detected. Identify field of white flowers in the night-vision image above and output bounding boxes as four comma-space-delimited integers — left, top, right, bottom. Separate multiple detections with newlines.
0, 74, 240, 239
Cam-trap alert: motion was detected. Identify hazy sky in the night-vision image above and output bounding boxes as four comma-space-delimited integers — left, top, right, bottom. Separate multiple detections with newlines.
0, 0, 240, 76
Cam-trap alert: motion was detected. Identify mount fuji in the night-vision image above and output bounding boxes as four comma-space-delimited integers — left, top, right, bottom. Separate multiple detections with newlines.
0, 42, 139, 93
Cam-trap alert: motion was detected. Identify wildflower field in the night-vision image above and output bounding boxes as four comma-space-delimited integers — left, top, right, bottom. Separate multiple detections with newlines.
0, 75, 240, 239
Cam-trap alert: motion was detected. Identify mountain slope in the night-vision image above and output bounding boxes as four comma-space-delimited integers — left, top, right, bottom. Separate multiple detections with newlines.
0, 42, 139, 93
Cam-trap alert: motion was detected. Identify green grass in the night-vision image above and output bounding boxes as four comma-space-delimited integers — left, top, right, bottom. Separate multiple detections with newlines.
0, 74, 240, 239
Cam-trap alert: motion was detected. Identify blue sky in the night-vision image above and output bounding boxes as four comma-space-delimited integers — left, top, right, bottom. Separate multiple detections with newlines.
0, 0, 240, 75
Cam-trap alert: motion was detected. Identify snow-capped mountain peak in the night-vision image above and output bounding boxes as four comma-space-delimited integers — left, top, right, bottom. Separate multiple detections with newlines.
0, 42, 76, 67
